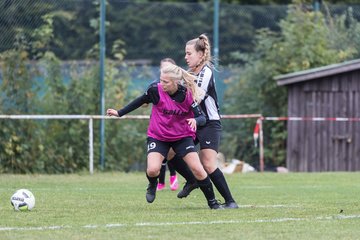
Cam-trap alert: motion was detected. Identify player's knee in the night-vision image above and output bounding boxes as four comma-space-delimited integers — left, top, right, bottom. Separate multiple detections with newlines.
203, 162, 217, 174
147, 167, 160, 177
190, 166, 207, 180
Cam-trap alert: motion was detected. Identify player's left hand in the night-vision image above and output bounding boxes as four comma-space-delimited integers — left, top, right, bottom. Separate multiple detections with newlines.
186, 118, 197, 131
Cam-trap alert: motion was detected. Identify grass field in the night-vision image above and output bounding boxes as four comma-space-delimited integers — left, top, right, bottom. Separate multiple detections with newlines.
1, 172, 360, 240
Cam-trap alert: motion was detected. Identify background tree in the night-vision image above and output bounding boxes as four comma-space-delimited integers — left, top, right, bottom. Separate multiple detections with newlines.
0, 31, 43, 173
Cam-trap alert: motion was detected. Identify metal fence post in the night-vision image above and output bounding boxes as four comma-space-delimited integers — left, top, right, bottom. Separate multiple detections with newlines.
259, 118, 264, 172
99, 0, 106, 170
89, 117, 94, 174
213, 0, 219, 81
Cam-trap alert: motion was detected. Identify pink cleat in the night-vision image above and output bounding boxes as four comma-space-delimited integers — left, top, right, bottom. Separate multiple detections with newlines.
170, 175, 179, 191
157, 183, 165, 191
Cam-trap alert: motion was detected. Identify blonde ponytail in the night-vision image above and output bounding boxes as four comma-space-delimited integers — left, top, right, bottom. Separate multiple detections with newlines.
180, 69, 205, 103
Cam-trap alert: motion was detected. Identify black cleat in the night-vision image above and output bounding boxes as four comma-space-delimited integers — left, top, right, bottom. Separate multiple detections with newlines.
146, 183, 157, 203
223, 201, 239, 209
177, 181, 199, 198
208, 199, 224, 210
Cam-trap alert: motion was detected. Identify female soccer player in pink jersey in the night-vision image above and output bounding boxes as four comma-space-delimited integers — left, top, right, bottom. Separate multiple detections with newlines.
106, 63, 222, 209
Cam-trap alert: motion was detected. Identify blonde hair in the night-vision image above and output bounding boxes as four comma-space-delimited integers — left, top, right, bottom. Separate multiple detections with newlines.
161, 63, 205, 103
160, 58, 176, 71
186, 33, 213, 69
160, 57, 176, 65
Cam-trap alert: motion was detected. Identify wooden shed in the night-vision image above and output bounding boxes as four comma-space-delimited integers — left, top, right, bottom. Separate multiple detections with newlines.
275, 59, 360, 172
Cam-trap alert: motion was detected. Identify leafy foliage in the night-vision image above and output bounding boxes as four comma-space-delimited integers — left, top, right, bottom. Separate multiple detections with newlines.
222, 1, 360, 168
0, 31, 44, 173
0, 9, 148, 173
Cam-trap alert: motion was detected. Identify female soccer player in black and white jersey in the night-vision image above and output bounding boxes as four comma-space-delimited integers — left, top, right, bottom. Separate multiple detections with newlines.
171, 34, 238, 209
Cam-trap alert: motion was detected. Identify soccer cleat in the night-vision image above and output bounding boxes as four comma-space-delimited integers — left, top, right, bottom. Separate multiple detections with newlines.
169, 175, 179, 191
177, 181, 199, 198
223, 201, 239, 209
208, 199, 224, 209
157, 183, 165, 191
146, 183, 157, 203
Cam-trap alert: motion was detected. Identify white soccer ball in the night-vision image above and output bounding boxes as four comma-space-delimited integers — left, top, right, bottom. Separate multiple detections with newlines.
10, 189, 35, 211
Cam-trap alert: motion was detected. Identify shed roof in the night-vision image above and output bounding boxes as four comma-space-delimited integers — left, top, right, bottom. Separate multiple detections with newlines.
274, 58, 360, 86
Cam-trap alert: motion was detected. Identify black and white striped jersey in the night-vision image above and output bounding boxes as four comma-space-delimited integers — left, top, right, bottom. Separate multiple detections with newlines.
196, 65, 220, 121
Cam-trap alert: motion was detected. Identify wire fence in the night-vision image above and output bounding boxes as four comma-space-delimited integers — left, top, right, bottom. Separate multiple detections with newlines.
1, 1, 359, 64
0, 1, 288, 64
1, 1, 359, 110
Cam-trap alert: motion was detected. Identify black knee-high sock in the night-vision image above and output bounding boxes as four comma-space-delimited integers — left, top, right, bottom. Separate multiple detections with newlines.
209, 168, 235, 203
169, 155, 196, 183
167, 160, 176, 176
158, 159, 167, 184
197, 176, 215, 201
146, 173, 158, 185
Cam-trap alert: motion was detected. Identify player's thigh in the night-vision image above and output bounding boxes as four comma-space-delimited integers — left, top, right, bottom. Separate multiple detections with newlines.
147, 152, 165, 174
182, 152, 207, 179
147, 137, 169, 174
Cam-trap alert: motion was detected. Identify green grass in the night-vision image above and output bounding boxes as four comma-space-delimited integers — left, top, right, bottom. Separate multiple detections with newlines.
1, 172, 360, 240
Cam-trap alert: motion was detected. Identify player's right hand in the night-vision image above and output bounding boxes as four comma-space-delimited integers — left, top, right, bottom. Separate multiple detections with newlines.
106, 108, 119, 117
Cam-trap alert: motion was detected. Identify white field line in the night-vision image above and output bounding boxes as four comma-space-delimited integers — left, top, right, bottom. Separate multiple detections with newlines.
238, 204, 300, 208
1, 214, 360, 232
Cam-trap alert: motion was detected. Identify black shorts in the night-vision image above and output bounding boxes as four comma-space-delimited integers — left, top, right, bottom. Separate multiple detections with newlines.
147, 137, 197, 159
195, 120, 222, 152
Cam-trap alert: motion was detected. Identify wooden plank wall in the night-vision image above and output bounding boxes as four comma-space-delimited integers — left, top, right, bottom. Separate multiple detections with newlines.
286, 70, 360, 172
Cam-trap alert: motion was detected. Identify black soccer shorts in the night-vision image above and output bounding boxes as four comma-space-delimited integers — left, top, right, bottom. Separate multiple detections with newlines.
195, 120, 222, 152
147, 137, 197, 159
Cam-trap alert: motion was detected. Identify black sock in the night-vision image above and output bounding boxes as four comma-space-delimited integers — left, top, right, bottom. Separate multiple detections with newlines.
158, 159, 167, 184
169, 155, 196, 183
167, 160, 176, 176
146, 173, 158, 185
197, 176, 215, 202
209, 168, 235, 203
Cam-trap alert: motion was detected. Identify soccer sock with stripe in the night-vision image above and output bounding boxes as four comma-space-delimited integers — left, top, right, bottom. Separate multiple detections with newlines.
158, 159, 167, 184
197, 176, 216, 201
167, 160, 176, 176
209, 168, 235, 203
146, 173, 158, 185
